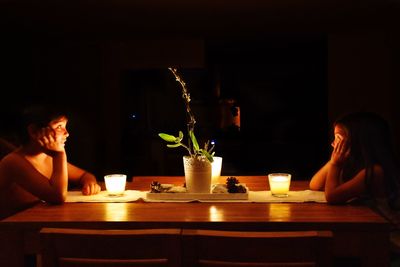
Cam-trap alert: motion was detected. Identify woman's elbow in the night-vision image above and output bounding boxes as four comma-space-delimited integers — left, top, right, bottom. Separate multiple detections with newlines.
47, 192, 67, 204
309, 183, 318, 191
325, 192, 346, 205
309, 181, 323, 191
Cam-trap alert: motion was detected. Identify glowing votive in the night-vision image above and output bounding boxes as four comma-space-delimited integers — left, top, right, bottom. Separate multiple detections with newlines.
104, 174, 127, 196
211, 156, 223, 185
268, 173, 291, 197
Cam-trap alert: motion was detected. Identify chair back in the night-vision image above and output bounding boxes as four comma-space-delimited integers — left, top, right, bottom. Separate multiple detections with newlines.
0, 137, 16, 160
181, 229, 333, 267
40, 228, 182, 267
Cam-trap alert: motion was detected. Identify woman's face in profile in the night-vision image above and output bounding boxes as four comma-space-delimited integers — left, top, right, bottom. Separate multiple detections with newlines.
48, 116, 69, 144
331, 124, 349, 148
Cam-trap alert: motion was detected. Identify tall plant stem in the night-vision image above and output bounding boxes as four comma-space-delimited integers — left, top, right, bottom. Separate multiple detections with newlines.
168, 67, 196, 153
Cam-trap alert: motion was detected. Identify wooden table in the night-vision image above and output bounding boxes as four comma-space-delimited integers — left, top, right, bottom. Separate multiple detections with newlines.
0, 176, 391, 267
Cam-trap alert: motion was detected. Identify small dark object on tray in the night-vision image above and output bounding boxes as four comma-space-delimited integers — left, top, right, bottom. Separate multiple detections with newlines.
226, 177, 247, 193
150, 181, 162, 193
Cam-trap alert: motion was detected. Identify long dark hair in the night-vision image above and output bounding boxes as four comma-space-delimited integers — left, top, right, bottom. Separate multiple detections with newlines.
334, 112, 400, 206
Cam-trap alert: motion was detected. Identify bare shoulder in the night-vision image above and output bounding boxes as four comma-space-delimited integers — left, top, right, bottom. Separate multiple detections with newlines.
0, 137, 16, 159
0, 152, 20, 186
0, 151, 30, 175
1, 151, 22, 165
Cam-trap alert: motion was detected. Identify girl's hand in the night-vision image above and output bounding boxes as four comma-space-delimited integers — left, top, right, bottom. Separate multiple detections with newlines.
37, 127, 66, 153
330, 134, 350, 167
82, 181, 101, 195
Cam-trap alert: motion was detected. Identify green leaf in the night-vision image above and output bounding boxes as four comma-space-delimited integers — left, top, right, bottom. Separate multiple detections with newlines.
201, 149, 214, 163
167, 144, 181, 148
159, 133, 177, 142
178, 131, 184, 140
190, 131, 200, 152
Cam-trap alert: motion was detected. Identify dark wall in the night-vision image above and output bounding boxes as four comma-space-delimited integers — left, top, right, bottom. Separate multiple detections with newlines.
0, 34, 328, 180
108, 36, 328, 179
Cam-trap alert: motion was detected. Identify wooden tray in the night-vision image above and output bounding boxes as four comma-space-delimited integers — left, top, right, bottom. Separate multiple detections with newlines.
146, 192, 248, 200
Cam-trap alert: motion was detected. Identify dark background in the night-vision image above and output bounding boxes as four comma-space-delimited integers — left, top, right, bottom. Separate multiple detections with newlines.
119, 37, 328, 179
0, 1, 399, 180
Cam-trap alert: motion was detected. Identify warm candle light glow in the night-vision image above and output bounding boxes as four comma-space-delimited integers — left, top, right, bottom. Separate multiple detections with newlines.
211, 156, 223, 185
268, 173, 291, 197
105, 203, 128, 221
104, 174, 127, 196
267, 204, 292, 220
209, 206, 224, 221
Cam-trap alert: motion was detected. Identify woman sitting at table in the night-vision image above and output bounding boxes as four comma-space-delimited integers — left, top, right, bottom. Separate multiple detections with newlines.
309, 111, 400, 246
0, 104, 101, 219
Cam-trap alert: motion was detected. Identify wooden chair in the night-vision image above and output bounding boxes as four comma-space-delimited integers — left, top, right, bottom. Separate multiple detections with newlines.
181, 229, 333, 267
39, 228, 182, 267
0, 137, 16, 160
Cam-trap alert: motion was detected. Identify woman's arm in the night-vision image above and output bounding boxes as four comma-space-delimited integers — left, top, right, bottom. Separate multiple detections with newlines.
67, 163, 101, 195
324, 163, 368, 204
323, 135, 375, 204
309, 161, 330, 190
48, 151, 68, 201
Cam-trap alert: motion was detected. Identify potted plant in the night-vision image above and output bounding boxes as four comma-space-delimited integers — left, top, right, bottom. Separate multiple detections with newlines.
159, 67, 215, 193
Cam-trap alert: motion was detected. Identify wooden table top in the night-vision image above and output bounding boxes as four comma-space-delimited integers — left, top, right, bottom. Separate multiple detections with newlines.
0, 176, 389, 231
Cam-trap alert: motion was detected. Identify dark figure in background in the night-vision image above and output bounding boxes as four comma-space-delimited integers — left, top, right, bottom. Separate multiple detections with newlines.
0, 105, 100, 219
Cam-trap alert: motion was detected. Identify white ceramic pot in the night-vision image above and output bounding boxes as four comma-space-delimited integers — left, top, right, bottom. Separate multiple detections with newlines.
183, 156, 212, 193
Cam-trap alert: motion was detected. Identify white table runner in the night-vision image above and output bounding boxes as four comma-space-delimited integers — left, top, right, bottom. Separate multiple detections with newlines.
66, 190, 326, 203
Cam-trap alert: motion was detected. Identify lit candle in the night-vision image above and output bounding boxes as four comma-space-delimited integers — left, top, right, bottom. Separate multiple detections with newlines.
211, 157, 223, 185
104, 174, 127, 196
268, 173, 291, 197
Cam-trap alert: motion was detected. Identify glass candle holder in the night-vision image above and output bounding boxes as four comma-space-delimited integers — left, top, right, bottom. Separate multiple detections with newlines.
268, 173, 291, 197
211, 156, 223, 185
104, 174, 127, 196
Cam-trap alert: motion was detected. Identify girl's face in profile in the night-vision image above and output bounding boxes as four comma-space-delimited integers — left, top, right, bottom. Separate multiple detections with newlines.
48, 116, 69, 144
331, 124, 349, 149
